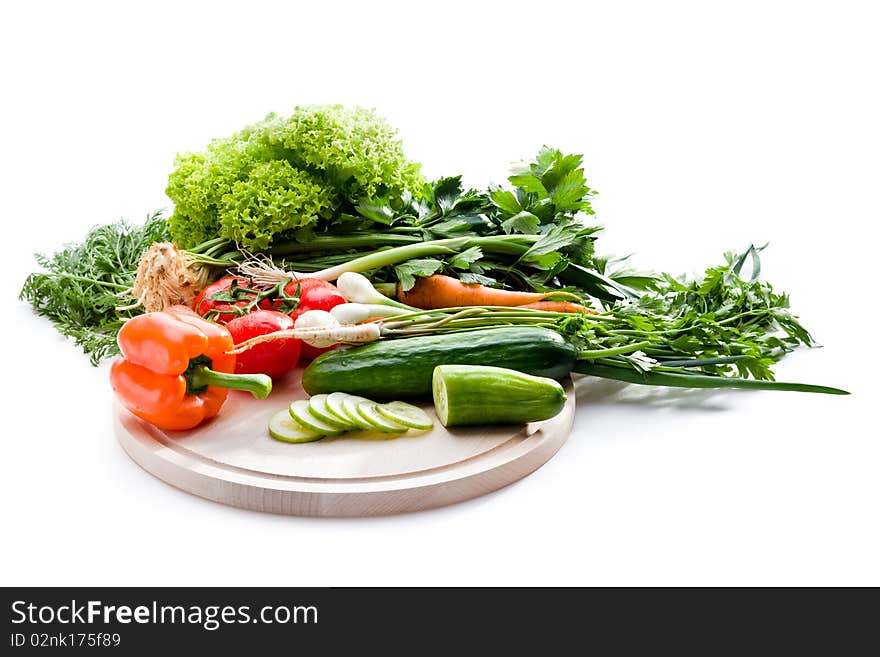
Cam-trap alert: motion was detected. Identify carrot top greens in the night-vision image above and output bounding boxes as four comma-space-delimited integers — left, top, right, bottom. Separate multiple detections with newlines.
19, 212, 170, 364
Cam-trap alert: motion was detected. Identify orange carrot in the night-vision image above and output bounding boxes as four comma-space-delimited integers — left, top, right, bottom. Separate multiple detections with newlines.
398, 275, 563, 309
519, 301, 598, 314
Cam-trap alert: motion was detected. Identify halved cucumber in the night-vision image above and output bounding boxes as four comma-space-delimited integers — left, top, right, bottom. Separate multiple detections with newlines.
308, 394, 352, 429
289, 400, 345, 435
268, 409, 325, 443
356, 401, 408, 433
432, 364, 566, 427
376, 401, 433, 431
340, 394, 379, 430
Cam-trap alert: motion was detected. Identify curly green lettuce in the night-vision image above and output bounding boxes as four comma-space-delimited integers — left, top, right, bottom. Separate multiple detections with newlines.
166, 105, 424, 250
219, 161, 333, 251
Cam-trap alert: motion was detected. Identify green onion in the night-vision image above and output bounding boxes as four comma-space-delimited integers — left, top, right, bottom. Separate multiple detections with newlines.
573, 362, 849, 395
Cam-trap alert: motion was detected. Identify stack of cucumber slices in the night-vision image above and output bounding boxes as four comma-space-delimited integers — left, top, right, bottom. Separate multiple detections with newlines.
268, 393, 434, 443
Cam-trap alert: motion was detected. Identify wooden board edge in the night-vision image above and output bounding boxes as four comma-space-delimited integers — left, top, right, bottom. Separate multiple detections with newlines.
115, 379, 575, 517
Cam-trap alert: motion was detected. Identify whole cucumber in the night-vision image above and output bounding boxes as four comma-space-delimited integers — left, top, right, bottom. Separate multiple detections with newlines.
302, 326, 577, 400
432, 364, 567, 427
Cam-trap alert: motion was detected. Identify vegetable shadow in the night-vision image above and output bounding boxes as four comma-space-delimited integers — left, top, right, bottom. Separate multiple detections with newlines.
572, 376, 733, 412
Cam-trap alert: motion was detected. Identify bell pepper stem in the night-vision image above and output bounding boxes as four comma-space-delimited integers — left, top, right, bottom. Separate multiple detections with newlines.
189, 366, 273, 399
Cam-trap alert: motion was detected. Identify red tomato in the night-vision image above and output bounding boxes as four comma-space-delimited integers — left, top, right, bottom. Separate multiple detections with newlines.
284, 278, 347, 360
193, 276, 279, 323
226, 310, 300, 379
284, 278, 347, 313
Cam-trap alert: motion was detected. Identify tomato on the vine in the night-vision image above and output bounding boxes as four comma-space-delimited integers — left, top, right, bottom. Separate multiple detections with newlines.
192, 276, 280, 323
192, 275, 347, 362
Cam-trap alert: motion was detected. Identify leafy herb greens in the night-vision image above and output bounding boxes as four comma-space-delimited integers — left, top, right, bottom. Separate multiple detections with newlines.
559, 244, 816, 381
239, 146, 619, 299
19, 212, 170, 364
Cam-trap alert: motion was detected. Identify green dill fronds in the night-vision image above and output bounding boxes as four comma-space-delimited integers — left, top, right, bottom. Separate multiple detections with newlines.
19, 211, 170, 365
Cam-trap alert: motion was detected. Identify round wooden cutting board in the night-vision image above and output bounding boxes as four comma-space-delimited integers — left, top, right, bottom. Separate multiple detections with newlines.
114, 369, 575, 517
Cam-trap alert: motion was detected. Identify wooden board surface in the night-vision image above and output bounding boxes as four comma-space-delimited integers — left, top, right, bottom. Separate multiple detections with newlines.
114, 369, 575, 517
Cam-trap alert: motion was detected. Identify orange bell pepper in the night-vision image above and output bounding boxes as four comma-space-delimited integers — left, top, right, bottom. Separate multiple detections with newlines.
110, 305, 272, 430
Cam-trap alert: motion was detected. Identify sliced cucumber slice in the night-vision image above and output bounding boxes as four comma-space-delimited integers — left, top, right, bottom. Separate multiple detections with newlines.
340, 394, 378, 430
376, 401, 433, 431
289, 400, 345, 435
268, 409, 325, 443
308, 394, 352, 429
356, 401, 408, 433
326, 392, 360, 427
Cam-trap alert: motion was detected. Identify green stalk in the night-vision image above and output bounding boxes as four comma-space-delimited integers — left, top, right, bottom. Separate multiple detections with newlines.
269, 234, 422, 255
279, 254, 371, 271
373, 282, 398, 297
715, 309, 776, 326
377, 305, 585, 326
384, 317, 557, 334
41, 274, 131, 290
186, 237, 231, 255
297, 236, 540, 281
573, 362, 849, 394
188, 366, 273, 399
656, 355, 752, 368
578, 340, 654, 359
185, 251, 243, 267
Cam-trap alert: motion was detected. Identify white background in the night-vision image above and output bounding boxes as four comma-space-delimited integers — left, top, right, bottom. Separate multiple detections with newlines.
2, 1, 877, 586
